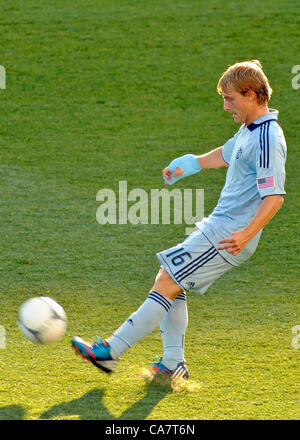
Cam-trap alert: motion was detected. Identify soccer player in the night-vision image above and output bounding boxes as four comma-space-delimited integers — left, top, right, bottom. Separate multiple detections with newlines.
72, 60, 287, 379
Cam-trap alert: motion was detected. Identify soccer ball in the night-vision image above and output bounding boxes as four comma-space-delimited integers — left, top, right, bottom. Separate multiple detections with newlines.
18, 296, 67, 344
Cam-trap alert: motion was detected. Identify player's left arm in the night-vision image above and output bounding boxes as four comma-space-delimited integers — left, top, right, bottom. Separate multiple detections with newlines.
217, 195, 284, 256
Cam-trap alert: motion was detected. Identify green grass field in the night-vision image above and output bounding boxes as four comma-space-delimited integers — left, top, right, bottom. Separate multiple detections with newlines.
0, 0, 299, 420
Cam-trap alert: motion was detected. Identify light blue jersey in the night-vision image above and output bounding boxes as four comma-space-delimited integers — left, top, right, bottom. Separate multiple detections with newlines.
195, 109, 287, 266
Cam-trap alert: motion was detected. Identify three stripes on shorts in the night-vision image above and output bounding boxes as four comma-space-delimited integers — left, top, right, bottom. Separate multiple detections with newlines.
174, 246, 218, 284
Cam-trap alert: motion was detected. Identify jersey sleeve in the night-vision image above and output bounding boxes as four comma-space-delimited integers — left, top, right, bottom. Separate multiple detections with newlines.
255, 125, 287, 199
221, 136, 236, 164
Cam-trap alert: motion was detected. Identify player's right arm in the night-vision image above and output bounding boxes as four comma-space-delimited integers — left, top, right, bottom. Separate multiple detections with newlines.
163, 146, 228, 185
197, 146, 229, 169
163, 131, 238, 185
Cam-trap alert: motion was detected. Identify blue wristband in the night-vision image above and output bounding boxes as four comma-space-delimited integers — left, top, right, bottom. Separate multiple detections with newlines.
164, 154, 201, 185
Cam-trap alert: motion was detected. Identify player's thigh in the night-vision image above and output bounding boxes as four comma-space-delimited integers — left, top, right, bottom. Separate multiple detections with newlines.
156, 230, 233, 294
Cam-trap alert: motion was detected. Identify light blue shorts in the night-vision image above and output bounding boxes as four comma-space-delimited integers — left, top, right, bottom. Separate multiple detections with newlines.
156, 229, 233, 294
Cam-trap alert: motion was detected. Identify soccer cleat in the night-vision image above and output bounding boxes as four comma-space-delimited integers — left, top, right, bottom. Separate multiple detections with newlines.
150, 359, 189, 379
71, 336, 118, 374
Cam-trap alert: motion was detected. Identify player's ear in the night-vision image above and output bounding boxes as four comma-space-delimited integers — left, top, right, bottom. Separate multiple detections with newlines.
244, 89, 256, 102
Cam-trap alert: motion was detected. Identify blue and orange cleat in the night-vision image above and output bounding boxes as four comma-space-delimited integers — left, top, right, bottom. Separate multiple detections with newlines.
71, 336, 117, 374
150, 359, 189, 379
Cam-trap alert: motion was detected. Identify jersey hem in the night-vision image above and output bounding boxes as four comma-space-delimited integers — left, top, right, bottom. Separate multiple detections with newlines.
200, 231, 236, 267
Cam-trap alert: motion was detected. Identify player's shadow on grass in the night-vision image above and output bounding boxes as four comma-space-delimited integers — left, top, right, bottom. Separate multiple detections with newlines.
0, 404, 26, 420
40, 383, 171, 420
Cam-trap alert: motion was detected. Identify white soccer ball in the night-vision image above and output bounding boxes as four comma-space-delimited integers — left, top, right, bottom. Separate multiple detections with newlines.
18, 296, 67, 344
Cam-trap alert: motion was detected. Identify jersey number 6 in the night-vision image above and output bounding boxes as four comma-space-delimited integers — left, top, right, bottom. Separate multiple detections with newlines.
166, 247, 192, 266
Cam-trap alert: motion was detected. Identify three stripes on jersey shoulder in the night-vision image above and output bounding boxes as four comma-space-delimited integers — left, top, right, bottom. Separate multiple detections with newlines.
259, 121, 272, 168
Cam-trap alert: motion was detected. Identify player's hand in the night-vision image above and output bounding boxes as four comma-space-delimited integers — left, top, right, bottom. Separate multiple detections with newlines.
163, 154, 201, 185
163, 166, 184, 184
217, 231, 251, 256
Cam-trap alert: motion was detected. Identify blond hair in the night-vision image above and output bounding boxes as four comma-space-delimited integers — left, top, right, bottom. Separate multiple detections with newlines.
217, 60, 273, 105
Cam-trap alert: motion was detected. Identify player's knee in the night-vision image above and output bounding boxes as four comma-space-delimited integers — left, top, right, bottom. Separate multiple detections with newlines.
152, 269, 182, 300
154, 268, 171, 285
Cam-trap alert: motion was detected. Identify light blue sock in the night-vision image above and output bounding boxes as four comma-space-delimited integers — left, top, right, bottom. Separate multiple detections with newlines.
107, 291, 173, 358
160, 292, 188, 370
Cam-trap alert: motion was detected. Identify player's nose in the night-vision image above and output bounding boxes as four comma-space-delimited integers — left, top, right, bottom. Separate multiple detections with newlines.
223, 101, 230, 112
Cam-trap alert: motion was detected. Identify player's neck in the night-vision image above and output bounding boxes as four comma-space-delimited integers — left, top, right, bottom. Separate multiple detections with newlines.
245, 105, 269, 126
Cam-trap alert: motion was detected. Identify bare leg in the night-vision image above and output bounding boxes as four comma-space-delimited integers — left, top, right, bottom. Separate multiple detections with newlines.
151, 268, 183, 300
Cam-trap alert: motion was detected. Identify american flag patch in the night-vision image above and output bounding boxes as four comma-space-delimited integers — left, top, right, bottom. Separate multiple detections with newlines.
257, 176, 275, 189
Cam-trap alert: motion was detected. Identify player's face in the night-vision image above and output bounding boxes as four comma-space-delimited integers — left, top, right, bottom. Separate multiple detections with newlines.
222, 88, 252, 125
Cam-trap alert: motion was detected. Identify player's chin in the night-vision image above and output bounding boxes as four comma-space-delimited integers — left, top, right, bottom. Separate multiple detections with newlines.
232, 113, 242, 123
